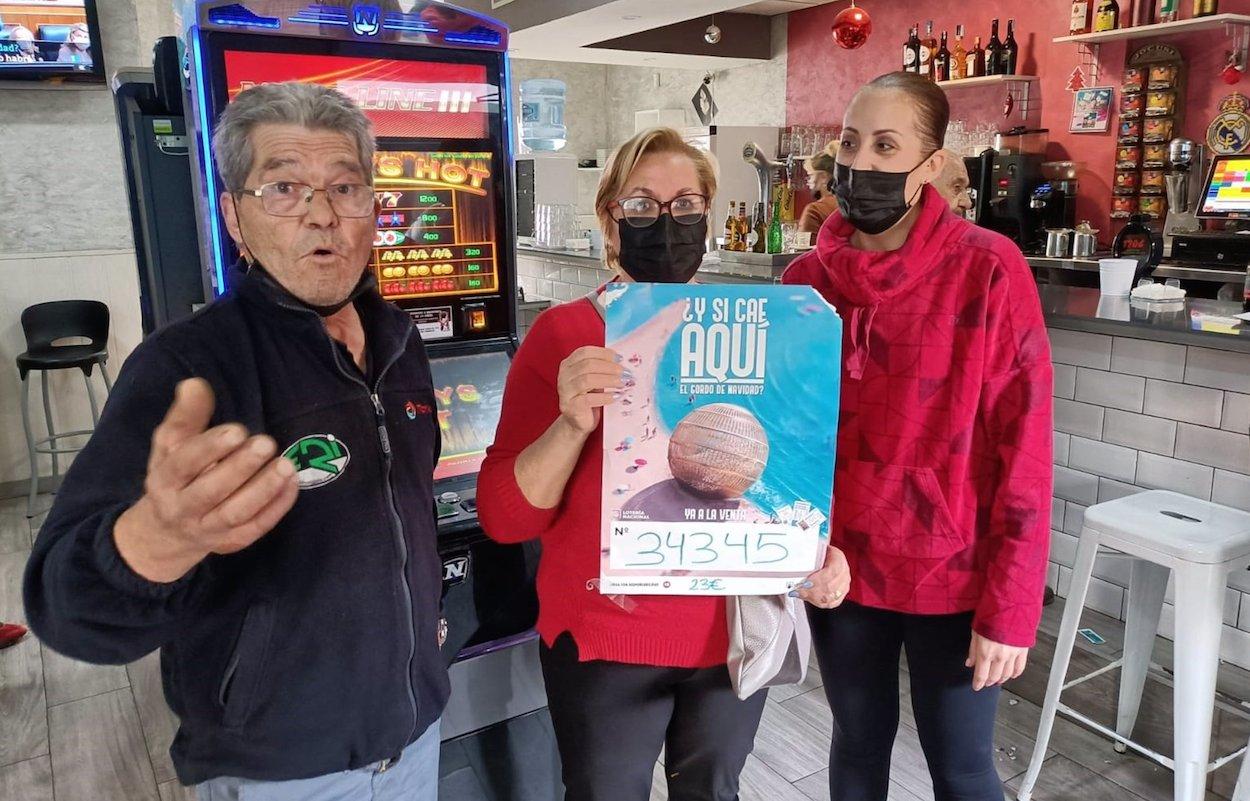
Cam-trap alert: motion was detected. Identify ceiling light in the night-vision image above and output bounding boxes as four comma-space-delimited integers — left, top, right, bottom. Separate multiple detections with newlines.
622, 14, 641, 20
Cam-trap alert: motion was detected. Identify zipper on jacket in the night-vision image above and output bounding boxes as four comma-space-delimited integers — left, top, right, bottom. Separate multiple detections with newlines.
324, 329, 422, 754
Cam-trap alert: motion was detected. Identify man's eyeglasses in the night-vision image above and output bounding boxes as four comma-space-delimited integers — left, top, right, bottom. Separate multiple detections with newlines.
235, 181, 375, 218
612, 193, 708, 228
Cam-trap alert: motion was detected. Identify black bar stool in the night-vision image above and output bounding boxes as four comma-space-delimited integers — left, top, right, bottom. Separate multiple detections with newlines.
17, 300, 113, 518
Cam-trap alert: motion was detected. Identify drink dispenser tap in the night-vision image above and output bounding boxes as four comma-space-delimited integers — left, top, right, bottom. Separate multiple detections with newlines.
742, 142, 784, 210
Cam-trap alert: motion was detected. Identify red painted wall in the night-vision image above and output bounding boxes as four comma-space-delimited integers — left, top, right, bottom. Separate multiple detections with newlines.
787, 0, 1250, 245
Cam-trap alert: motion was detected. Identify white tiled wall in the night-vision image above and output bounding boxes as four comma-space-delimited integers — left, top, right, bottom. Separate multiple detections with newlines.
516, 253, 612, 305
1047, 329, 1250, 668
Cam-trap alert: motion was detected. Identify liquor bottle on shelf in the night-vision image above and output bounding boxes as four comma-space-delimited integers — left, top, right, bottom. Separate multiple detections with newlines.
920, 21, 936, 80
985, 19, 1003, 76
952, 25, 968, 80
734, 202, 749, 252
1132, 0, 1156, 25
1094, 0, 1120, 31
1001, 19, 1018, 75
1194, 0, 1218, 16
751, 202, 768, 253
767, 200, 783, 254
967, 35, 985, 78
723, 201, 738, 250
903, 24, 921, 73
934, 31, 951, 82
1158, 0, 1178, 21
1070, 0, 1092, 33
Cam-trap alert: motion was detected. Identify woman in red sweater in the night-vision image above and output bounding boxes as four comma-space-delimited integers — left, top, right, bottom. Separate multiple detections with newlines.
478, 127, 850, 801
783, 72, 1053, 801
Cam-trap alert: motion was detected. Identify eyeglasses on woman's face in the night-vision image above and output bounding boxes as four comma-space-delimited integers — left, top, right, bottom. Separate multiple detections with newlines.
612, 193, 709, 228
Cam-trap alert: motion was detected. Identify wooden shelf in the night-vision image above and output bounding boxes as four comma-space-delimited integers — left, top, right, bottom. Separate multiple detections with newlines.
936, 74, 1040, 88
1054, 13, 1250, 44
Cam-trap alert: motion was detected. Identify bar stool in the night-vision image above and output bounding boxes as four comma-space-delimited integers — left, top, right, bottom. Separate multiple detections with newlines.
1018, 491, 1250, 801
16, 300, 113, 518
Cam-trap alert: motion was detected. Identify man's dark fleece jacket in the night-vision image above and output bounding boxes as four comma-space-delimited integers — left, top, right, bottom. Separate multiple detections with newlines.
23, 265, 448, 784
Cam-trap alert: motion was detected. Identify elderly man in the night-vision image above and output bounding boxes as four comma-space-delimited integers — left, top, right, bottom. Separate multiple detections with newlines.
24, 82, 446, 800
935, 150, 974, 216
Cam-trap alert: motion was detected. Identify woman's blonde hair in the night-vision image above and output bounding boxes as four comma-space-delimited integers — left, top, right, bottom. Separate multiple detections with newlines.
804, 139, 839, 176
594, 127, 718, 270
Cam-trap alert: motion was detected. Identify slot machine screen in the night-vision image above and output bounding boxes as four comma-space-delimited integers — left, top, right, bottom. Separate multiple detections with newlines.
372, 150, 498, 305
429, 350, 510, 480
208, 40, 513, 321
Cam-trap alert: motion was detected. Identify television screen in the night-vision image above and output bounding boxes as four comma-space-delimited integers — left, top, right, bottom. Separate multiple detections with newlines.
0, 0, 103, 81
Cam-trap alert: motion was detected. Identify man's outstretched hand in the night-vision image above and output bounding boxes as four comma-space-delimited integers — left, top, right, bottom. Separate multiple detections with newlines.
114, 379, 299, 583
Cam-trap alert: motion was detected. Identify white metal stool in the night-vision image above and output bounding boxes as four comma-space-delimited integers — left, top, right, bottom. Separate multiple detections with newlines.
1018, 490, 1250, 801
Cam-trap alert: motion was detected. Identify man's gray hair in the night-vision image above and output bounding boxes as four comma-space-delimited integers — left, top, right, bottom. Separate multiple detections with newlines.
211, 82, 375, 192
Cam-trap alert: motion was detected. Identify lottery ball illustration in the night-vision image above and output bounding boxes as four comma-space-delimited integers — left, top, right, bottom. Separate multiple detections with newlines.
667, 403, 769, 498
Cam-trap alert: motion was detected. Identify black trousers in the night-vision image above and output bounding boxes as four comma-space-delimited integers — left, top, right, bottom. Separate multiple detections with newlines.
539, 633, 768, 801
808, 602, 1003, 801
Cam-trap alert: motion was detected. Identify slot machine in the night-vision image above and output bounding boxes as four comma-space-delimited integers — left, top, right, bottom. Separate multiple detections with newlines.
183, 2, 558, 797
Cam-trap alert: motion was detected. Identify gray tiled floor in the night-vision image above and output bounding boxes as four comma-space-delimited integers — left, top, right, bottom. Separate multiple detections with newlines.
3, 493, 1250, 800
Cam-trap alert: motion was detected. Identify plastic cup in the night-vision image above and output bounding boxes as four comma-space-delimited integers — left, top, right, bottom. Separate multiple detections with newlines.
1098, 258, 1137, 297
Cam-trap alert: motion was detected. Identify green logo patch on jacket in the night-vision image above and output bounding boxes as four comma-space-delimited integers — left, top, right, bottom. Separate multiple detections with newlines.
283, 434, 350, 489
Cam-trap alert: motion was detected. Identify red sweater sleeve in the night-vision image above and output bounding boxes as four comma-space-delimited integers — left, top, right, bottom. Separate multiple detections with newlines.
972, 251, 1054, 647
477, 306, 576, 543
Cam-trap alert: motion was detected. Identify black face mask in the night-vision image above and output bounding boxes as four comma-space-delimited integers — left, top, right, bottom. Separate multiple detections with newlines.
833, 158, 929, 236
617, 214, 707, 283
246, 259, 376, 317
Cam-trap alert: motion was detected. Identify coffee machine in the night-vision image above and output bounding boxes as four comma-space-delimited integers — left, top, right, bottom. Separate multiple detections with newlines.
1030, 161, 1081, 247
1163, 137, 1206, 254
973, 150, 1045, 251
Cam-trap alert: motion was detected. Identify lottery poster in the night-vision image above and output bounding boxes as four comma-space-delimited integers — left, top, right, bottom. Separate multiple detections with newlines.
599, 283, 842, 596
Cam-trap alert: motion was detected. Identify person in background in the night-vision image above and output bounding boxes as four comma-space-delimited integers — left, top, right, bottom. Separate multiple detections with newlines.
0, 622, 28, 649
934, 150, 974, 216
799, 142, 842, 235
783, 71, 1053, 801
56, 22, 91, 64
24, 82, 447, 801
477, 126, 851, 801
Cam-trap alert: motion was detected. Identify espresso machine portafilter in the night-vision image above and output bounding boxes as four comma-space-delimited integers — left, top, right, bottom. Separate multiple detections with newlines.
743, 141, 784, 210
1163, 137, 1205, 253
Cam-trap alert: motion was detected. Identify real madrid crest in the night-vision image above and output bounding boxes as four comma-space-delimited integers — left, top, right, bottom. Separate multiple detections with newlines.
1207, 93, 1250, 155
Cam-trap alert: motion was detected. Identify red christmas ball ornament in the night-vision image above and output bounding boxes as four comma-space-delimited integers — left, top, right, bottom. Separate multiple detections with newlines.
1223, 63, 1242, 85
831, 2, 872, 50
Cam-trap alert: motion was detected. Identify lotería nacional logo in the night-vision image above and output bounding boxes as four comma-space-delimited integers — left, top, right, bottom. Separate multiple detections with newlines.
283, 434, 351, 489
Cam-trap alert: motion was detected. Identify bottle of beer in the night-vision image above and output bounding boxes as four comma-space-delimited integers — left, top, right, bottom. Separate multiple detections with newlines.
920, 21, 936, 80
751, 202, 768, 253
723, 201, 737, 250
951, 25, 968, 81
767, 200, 784, 254
734, 202, 749, 251
1093, 0, 1120, 31
985, 19, 1003, 76
1070, 0, 1092, 34
934, 31, 951, 82
903, 24, 921, 73
968, 35, 985, 78
1001, 20, 1019, 75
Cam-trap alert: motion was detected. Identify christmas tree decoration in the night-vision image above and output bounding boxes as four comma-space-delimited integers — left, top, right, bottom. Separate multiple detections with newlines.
831, 1, 872, 50
1067, 66, 1086, 92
